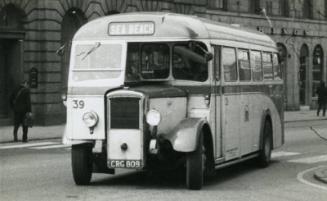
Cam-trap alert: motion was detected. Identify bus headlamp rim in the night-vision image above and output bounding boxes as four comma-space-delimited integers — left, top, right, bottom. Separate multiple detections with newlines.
82, 111, 99, 128
146, 109, 161, 126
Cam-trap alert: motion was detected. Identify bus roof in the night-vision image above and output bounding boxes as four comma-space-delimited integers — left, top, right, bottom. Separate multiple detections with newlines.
74, 12, 276, 48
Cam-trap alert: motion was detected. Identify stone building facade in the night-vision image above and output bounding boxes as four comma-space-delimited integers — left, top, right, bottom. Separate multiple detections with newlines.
0, 0, 327, 125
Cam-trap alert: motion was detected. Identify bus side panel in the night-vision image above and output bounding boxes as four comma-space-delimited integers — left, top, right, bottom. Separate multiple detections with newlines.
149, 98, 187, 135
250, 92, 283, 151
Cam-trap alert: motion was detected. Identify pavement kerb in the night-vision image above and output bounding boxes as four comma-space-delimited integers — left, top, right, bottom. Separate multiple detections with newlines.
314, 166, 327, 184
284, 118, 327, 123
0, 137, 62, 144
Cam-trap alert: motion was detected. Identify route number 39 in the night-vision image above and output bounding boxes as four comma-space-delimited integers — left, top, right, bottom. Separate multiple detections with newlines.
72, 100, 85, 109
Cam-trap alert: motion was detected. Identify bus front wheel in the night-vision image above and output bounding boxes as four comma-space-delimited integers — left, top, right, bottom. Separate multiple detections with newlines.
72, 144, 93, 185
257, 120, 272, 167
186, 134, 204, 190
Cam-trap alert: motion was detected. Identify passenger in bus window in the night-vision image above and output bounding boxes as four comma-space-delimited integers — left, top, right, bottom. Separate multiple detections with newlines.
316, 81, 327, 116
141, 44, 169, 79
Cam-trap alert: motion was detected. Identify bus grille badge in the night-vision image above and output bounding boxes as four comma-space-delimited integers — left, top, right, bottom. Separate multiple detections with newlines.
149, 139, 158, 154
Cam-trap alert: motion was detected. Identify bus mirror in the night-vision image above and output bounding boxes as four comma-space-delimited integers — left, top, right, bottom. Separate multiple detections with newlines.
205, 52, 213, 62
56, 44, 65, 56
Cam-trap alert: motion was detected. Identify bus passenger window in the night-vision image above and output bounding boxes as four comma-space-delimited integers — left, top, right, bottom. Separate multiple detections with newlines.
251, 51, 263, 81
141, 44, 169, 79
238, 49, 251, 81
172, 43, 208, 82
273, 53, 282, 80
262, 52, 273, 80
222, 47, 237, 82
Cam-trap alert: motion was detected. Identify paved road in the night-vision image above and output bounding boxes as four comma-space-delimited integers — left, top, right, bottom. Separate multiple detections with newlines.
1, 123, 327, 201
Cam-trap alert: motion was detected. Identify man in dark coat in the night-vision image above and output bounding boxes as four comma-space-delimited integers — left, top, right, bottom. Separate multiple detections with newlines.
316, 81, 327, 117
10, 81, 31, 142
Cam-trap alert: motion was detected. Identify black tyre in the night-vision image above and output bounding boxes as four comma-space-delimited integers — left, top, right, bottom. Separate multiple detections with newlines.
72, 144, 93, 185
257, 120, 272, 167
186, 134, 204, 190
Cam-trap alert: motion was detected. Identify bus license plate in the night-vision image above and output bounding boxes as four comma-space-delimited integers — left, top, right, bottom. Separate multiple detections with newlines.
108, 160, 142, 169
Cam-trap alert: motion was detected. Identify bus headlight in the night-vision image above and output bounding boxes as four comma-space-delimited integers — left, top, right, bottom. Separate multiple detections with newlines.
82, 111, 99, 128
146, 109, 161, 126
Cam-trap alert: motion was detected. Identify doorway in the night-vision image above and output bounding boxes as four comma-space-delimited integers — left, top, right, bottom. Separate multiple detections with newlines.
0, 39, 23, 119
299, 44, 309, 105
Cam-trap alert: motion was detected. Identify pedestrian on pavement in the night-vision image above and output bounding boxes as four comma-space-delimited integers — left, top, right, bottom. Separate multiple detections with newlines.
10, 80, 32, 142
316, 81, 327, 117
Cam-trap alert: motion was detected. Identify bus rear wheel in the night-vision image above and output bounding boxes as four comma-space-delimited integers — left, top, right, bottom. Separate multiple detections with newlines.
72, 144, 93, 185
186, 134, 204, 190
257, 120, 272, 167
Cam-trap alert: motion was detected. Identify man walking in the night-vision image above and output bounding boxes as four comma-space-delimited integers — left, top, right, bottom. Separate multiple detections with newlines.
10, 80, 32, 142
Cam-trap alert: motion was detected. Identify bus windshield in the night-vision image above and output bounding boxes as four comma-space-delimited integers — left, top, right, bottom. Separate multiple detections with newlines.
72, 42, 123, 82
75, 43, 122, 70
126, 43, 170, 81
125, 42, 208, 82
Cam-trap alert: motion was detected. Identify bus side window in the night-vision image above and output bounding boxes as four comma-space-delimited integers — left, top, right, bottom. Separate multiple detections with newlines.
213, 45, 220, 81
262, 52, 273, 80
222, 47, 237, 82
238, 49, 251, 81
273, 53, 282, 80
251, 51, 263, 81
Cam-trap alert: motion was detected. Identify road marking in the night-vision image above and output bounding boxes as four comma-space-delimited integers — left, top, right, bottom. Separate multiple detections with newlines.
0, 142, 57, 149
289, 155, 327, 164
272, 151, 300, 158
30, 144, 71, 150
297, 166, 327, 191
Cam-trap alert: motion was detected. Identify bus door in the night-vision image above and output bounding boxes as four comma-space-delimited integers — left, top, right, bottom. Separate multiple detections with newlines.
221, 47, 241, 161
212, 45, 222, 159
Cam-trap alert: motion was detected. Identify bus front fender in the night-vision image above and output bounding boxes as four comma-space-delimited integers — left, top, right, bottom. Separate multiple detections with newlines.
165, 118, 207, 152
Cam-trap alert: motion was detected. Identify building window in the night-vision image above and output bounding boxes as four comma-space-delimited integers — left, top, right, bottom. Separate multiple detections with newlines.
0, 4, 25, 29
266, 1, 273, 15
250, 0, 261, 14
280, 0, 289, 17
209, 0, 228, 10
303, 0, 313, 19
312, 45, 324, 97
299, 44, 309, 105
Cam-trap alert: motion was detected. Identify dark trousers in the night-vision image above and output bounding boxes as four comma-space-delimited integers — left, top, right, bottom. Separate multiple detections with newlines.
317, 102, 326, 116
13, 112, 28, 141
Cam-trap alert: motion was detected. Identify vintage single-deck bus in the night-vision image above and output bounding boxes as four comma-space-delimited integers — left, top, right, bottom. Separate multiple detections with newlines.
63, 12, 284, 190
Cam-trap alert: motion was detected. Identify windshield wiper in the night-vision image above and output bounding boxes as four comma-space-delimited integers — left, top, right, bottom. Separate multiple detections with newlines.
80, 42, 101, 60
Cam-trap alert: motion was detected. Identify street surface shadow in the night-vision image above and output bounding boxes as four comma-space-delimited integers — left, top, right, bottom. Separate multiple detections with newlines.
92, 168, 186, 189
206, 159, 280, 187
91, 159, 280, 190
